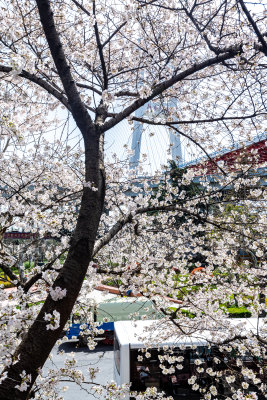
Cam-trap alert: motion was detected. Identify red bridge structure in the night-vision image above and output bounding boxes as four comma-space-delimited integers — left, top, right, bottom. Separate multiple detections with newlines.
188, 135, 267, 188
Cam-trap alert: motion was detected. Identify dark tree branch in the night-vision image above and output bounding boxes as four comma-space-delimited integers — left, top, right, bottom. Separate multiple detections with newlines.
76, 82, 102, 96
102, 22, 127, 48
238, 0, 267, 57
70, 0, 91, 17
93, 201, 256, 257
101, 46, 243, 132
93, 0, 108, 90
115, 90, 139, 97
0, 263, 18, 283
131, 112, 264, 125
36, 0, 94, 138
167, 125, 227, 176
23, 248, 69, 293
0, 65, 70, 110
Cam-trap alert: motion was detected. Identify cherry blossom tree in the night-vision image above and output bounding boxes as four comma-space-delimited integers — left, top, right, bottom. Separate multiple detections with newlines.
0, 0, 266, 399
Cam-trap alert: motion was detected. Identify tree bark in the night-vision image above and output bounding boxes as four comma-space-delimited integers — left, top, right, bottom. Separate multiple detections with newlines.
0, 131, 105, 399
0, 0, 106, 397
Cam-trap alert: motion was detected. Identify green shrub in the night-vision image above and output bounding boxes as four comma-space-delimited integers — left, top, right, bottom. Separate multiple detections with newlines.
102, 278, 122, 287
181, 309, 196, 318
0, 280, 14, 288
227, 306, 251, 318
24, 261, 34, 270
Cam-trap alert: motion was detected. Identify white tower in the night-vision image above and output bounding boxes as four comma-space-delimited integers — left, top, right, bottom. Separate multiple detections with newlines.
129, 99, 182, 169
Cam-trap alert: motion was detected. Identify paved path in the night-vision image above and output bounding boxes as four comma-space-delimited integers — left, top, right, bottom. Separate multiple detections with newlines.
43, 341, 114, 400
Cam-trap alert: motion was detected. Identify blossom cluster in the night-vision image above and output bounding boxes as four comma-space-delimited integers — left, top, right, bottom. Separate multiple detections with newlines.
49, 286, 67, 301
15, 370, 32, 392
44, 310, 60, 331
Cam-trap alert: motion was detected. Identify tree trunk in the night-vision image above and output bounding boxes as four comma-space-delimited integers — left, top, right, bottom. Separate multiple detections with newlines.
0, 132, 105, 399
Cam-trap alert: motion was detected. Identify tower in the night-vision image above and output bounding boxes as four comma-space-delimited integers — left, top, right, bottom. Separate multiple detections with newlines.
129, 100, 182, 169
